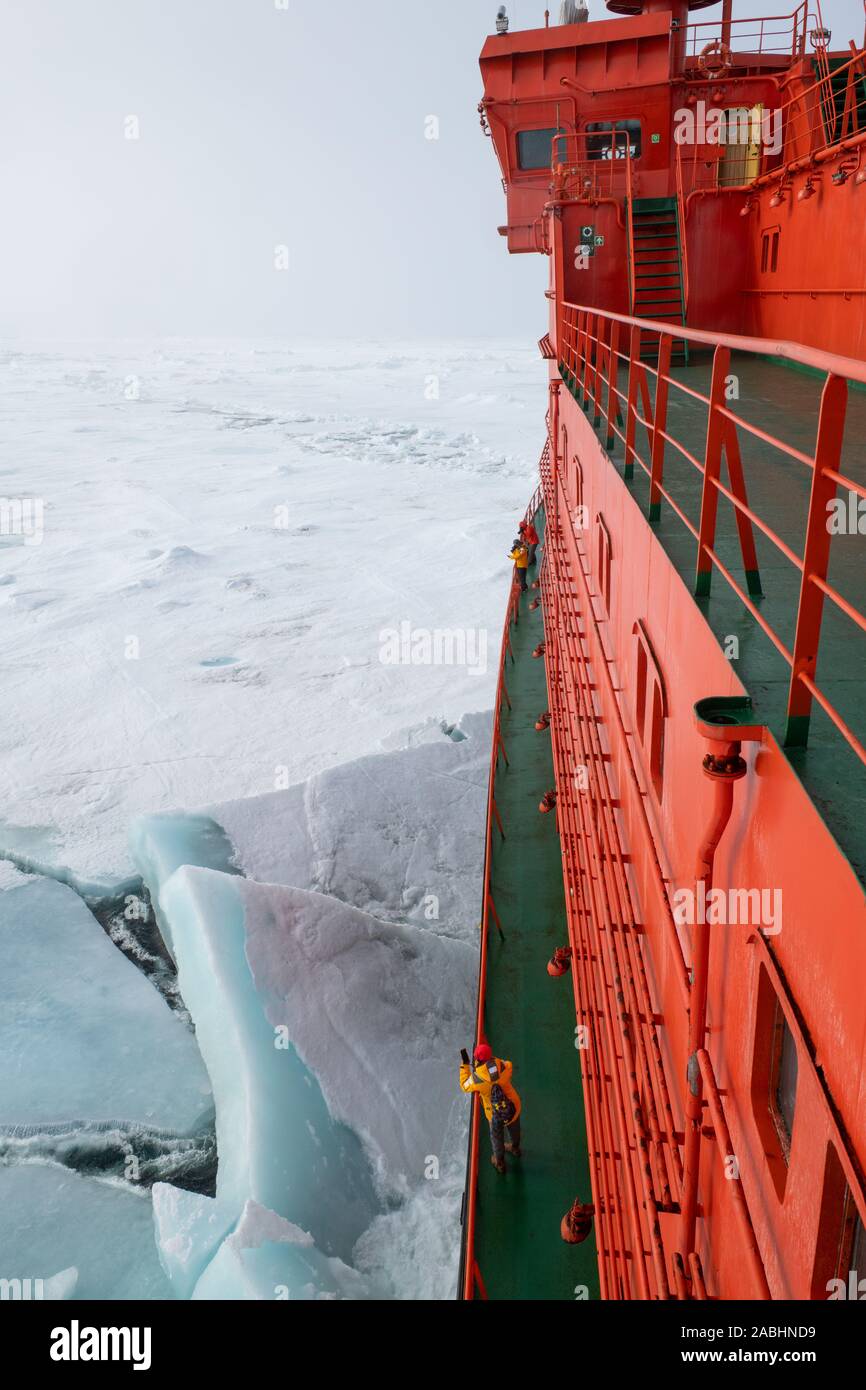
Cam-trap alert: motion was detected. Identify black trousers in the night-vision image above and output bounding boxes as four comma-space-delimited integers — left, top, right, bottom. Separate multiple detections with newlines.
490, 1114, 522, 1162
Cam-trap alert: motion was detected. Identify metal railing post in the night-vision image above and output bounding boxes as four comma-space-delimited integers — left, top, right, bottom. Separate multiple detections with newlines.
785, 373, 849, 747
695, 345, 731, 597
648, 334, 672, 523
623, 324, 641, 480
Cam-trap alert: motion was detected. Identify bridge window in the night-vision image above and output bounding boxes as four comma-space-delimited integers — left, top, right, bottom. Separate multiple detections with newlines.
585, 120, 642, 161
517, 127, 568, 171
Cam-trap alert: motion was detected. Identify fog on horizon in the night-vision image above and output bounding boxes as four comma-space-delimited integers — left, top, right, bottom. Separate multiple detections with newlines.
0, 0, 856, 342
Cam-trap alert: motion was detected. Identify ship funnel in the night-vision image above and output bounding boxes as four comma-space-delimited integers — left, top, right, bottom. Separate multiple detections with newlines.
605, 0, 718, 13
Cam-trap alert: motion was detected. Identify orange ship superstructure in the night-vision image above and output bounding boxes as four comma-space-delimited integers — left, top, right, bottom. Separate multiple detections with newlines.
460, 0, 866, 1301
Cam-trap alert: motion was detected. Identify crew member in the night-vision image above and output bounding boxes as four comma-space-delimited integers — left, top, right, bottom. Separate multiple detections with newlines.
460, 1044, 522, 1174
519, 519, 540, 566
509, 538, 530, 592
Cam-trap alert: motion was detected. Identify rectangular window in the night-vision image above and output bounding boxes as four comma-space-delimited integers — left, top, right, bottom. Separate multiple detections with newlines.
650, 683, 665, 799
771, 1001, 798, 1157
761, 228, 780, 273
517, 127, 567, 171
810, 1150, 866, 1297
751, 967, 794, 1200
632, 619, 667, 800
596, 514, 612, 612
585, 120, 642, 161
850, 1215, 866, 1279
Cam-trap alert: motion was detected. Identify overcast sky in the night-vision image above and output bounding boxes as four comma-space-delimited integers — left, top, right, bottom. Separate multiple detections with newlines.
0, 0, 856, 340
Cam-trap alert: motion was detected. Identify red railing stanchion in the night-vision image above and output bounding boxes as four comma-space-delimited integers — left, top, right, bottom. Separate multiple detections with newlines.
605, 319, 621, 452
648, 333, 672, 523
695, 344, 731, 598
785, 372, 849, 747
623, 324, 641, 480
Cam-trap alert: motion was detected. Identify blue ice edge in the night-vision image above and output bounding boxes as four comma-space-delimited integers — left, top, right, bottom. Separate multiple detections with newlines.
132, 815, 381, 1298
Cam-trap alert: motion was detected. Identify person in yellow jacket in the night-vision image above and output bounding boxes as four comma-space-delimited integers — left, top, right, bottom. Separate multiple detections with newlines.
460, 1043, 522, 1174
509, 538, 530, 593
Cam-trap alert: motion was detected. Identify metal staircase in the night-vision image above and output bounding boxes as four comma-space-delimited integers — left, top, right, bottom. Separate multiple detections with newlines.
628, 197, 687, 364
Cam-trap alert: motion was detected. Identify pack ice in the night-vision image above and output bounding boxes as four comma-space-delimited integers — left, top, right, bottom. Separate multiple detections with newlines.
136, 718, 483, 1299
0, 1165, 172, 1301
0, 877, 211, 1129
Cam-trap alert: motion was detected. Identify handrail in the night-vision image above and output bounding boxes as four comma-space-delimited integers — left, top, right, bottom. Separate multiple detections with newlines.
675, 146, 690, 315
551, 129, 636, 204
558, 300, 866, 770
458, 490, 540, 1301
625, 146, 636, 315
780, 41, 866, 162
681, 2, 809, 60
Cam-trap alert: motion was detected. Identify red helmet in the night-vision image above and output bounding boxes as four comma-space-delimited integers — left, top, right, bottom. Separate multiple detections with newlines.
474, 1043, 493, 1064
518, 521, 527, 531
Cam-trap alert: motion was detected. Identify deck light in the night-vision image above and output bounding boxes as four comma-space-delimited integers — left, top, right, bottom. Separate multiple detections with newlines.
769, 186, 785, 208
831, 166, 850, 185
739, 197, 754, 216
809, 26, 831, 49
496, 5, 509, 33
797, 178, 816, 201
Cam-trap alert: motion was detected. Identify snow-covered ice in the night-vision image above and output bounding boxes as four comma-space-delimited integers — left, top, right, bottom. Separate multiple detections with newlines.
2, 338, 543, 1299
1, 339, 543, 888
202, 709, 491, 939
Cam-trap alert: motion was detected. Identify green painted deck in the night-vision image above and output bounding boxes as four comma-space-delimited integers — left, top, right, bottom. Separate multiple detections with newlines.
562, 353, 866, 887
472, 523, 601, 1302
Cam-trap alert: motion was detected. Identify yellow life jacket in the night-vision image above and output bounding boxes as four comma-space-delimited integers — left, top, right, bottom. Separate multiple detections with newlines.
459, 1058, 521, 1122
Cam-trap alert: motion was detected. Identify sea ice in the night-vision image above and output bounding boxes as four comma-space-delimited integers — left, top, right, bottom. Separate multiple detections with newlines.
0, 340, 541, 886
0, 877, 212, 1130
147, 862, 475, 1291
202, 710, 491, 941
0, 1165, 172, 1301
151, 1184, 237, 1300
157, 866, 380, 1260
191, 1200, 373, 1302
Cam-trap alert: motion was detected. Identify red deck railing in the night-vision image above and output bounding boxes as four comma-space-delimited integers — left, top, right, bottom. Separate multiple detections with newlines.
551, 130, 637, 205
459, 490, 540, 1301
675, 43, 866, 200
538, 349, 866, 1294
682, 2, 810, 61
559, 302, 866, 768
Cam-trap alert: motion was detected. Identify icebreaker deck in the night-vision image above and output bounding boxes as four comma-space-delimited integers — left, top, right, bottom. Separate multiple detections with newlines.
461, 516, 600, 1302
465, 0, 866, 1303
